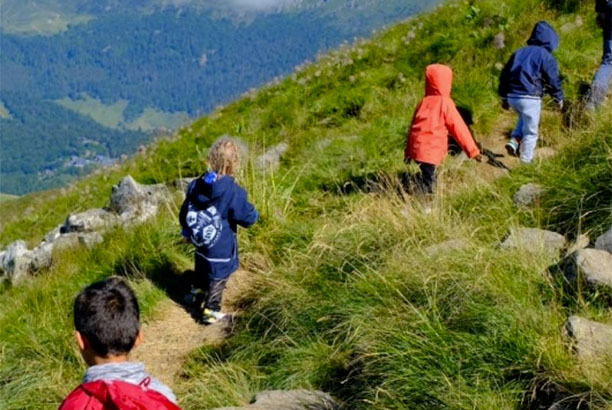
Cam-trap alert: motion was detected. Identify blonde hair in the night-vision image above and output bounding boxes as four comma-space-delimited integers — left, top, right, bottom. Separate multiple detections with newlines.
207, 137, 241, 176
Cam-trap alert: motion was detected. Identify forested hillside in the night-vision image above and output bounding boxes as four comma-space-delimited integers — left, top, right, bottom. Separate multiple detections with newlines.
0, 0, 611, 409
0, 0, 439, 194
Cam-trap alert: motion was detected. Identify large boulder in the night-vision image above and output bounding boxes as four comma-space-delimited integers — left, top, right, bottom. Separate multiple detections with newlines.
594, 225, 612, 254
214, 390, 338, 410
501, 227, 566, 255
63, 208, 120, 233
566, 316, 612, 359
30, 241, 54, 272
0, 240, 34, 283
562, 248, 612, 289
256, 142, 289, 171
513, 183, 545, 208
54, 232, 104, 250
110, 175, 170, 223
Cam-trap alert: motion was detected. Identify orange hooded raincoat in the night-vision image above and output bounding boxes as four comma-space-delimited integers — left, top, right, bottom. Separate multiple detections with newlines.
405, 64, 480, 166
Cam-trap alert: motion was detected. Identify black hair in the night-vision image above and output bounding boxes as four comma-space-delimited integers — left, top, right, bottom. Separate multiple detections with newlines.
74, 277, 140, 357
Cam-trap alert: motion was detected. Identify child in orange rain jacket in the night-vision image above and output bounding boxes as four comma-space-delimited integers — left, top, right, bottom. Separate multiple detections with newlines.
405, 64, 482, 194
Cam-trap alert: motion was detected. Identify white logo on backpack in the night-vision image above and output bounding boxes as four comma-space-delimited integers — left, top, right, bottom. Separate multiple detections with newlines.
186, 204, 222, 248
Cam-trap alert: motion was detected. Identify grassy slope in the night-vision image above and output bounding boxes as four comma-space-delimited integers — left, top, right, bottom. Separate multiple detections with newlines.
1, 0, 611, 408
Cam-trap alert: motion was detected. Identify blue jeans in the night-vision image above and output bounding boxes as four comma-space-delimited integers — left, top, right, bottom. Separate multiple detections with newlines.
508, 97, 542, 163
589, 4, 612, 107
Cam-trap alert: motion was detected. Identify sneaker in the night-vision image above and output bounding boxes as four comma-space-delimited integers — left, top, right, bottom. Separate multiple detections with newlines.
505, 138, 520, 157
202, 308, 227, 324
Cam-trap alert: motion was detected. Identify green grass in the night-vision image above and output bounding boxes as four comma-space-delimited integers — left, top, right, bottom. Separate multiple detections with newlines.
1, 0, 612, 408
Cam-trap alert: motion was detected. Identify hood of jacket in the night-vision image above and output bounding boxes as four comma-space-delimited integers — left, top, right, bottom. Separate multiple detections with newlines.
190, 172, 234, 207
83, 361, 177, 404
526, 21, 559, 52
425, 64, 453, 97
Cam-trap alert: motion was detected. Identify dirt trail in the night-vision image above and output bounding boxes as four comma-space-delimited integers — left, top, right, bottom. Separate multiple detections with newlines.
131, 269, 255, 387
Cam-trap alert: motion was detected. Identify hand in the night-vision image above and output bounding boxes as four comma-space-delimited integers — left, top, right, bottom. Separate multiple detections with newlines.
474, 154, 485, 163
501, 100, 510, 111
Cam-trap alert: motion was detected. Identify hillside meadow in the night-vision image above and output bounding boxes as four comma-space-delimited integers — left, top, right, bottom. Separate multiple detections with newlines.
1, 0, 611, 408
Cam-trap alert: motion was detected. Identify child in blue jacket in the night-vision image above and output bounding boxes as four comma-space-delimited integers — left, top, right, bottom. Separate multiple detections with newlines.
179, 138, 258, 324
499, 21, 564, 163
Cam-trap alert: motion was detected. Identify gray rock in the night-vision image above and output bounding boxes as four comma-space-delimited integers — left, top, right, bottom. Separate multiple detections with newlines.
256, 142, 289, 171
501, 227, 566, 255
425, 239, 469, 255
30, 241, 54, 272
54, 232, 103, 250
513, 183, 545, 208
44, 225, 63, 243
566, 234, 590, 255
564, 249, 612, 289
110, 175, 170, 223
63, 208, 119, 233
566, 316, 612, 358
1, 240, 33, 283
493, 32, 505, 49
594, 225, 612, 254
214, 390, 338, 410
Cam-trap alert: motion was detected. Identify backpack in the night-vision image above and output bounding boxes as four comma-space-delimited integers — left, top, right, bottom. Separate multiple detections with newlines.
59, 379, 182, 410
185, 201, 224, 249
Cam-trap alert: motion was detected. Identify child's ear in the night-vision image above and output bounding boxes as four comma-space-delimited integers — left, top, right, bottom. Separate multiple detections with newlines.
133, 330, 144, 349
75, 331, 88, 351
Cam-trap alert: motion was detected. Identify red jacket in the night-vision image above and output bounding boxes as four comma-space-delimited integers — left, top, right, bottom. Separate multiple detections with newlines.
405, 64, 480, 166
59, 380, 182, 410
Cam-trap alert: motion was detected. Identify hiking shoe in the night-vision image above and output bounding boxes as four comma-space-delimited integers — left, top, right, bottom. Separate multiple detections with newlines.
505, 138, 520, 157
184, 288, 205, 306
202, 308, 227, 324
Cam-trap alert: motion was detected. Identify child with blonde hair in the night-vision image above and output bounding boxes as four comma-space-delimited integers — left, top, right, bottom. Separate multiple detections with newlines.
179, 137, 258, 324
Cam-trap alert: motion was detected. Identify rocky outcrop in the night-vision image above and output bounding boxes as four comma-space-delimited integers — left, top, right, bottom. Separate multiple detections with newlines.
566, 316, 612, 359
501, 227, 566, 255
562, 248, 612, 289
110, 175, 171, 223
256, 142, 289, 171
214, 390, 339, 410
513, 183, 545, 208
1, 241, 34, 283
594, 225, 612, 254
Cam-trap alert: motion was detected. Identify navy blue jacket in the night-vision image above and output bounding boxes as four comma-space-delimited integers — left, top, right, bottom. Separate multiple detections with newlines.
499, 21, 564, 102
179, 172, 258, 279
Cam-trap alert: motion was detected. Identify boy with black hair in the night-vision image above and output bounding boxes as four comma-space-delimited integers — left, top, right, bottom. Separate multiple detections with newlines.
59, 277, 180, 410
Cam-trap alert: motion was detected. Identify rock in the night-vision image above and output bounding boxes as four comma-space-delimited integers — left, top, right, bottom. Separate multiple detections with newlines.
110, 175, 170, 223
1, 240, 33, 283
30, 241, 54, 272
63, 208, 119, 233
493, 32, 505, 49
566, 316, 612, 359
171, 177, 197, 194
513, 183, 545, 208
45, 225, 63, 243
54, 232, 104, 250
566, 234, 590, 255
256, 142, 289, 171
560, 22, 576, 33
594, 225, 612, 254
501, 227, 566, 255
425, 239, 469, 255
214, 390, 338, 410
563, 249, 612, 289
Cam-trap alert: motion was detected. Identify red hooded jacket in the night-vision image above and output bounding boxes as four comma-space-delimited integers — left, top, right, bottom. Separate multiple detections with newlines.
405, 64, 480, 166
59, 380, 182, 410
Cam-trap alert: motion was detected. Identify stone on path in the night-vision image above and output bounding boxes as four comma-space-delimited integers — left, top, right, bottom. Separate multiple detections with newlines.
256, 143, 289, 171
566, 316, 612, 359
513, 183, 545, 208
563, 248, 612, 289
501, 227, 566, 255
214, 390, 339, 410
594, 225, 612, 254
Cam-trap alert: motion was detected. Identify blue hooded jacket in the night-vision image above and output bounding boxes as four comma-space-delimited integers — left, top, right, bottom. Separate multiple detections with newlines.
179, 172, 258, 279
499, 21, 564, 102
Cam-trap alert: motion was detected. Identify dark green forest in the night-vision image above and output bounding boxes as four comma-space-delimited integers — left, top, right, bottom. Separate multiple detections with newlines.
0, 1, 436, 194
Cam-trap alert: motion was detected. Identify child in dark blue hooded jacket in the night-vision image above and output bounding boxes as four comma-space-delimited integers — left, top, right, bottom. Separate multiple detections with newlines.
499, 21, 564, 163
179, 138, 258, 324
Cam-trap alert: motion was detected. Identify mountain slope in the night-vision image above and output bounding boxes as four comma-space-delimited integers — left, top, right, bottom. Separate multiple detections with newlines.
0, 0, 611, 409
